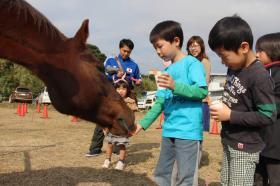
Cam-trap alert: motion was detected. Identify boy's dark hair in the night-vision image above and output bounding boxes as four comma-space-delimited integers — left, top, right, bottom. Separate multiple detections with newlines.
256, 32, 280, 62
187, 35, 208, 61
119, 39, 134, 50
113, 80, 131, 97
150, 20, 184, 48
208, 16, 253, 52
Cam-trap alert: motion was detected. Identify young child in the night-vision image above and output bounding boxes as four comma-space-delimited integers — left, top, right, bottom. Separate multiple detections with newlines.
134, 20, 208, 185
102, 79, 137, 170
254, 32, 280, 186
208, 16, 277, 185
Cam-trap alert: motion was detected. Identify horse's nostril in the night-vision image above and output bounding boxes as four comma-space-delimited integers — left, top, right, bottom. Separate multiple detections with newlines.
117, 118, 129, 131
117, 117, 135, 134
128, 123, 136, 132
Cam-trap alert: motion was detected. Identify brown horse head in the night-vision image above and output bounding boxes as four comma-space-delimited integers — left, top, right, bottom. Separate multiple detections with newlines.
0, 0, 135, 136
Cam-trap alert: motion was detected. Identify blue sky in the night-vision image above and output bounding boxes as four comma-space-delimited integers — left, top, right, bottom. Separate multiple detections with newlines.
27, 0, 280, 74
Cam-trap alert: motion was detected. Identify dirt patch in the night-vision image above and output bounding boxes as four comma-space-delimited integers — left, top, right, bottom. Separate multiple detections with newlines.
0, 104, 222, 185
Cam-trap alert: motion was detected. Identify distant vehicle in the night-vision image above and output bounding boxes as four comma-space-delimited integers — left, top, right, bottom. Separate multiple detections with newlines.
208, 81, 224, 101
209, 73, 226, 101
9, 87, 33, 103
37, 87, 51, 104
137, 97, 146, 110
137, 91, 157, 110
145, 92, 156, 110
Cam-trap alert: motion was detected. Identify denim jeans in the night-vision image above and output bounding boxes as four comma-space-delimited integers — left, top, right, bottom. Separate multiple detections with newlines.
154, 137, 200, 186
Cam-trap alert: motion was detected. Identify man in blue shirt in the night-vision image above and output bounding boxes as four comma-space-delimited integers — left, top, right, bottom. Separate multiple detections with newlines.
105, 39, 141, 89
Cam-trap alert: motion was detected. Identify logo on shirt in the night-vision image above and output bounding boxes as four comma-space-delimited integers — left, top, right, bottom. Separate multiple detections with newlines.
126, 68, 133, 74
237, 143, 244, 149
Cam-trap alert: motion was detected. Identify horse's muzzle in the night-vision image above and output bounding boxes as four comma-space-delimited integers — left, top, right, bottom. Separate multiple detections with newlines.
117, 118, 135, 136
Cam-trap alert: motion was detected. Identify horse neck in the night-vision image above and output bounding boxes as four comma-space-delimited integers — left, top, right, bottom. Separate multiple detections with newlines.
1, 36, 66, 63
0, 0, 67, 72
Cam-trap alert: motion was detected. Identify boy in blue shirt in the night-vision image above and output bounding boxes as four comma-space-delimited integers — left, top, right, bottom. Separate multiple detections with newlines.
134, 20, 208, 185
208, 16, 276, 185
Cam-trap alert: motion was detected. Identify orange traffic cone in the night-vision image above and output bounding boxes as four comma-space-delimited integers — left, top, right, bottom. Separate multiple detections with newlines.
71, 116, 78, 123
23, 103, 27, 114
36, 102, 41, 113
19, 103, 25, 117
41, 104, 48, 119
210, 120, 219, 135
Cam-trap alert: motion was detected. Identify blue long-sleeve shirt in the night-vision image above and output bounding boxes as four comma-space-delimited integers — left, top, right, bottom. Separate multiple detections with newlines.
104, 54, 141, 88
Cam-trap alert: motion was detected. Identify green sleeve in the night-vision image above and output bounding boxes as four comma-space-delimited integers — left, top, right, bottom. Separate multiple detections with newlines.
173, 82, 208, 100
139, 97, 164, 130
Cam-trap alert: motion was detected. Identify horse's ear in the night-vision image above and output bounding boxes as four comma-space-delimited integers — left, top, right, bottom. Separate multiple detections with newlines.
74, 19, 89, 46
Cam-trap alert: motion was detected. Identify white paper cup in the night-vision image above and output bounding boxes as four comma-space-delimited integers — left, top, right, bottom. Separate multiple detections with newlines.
154, 71, 166, 90
210, 100, 223, 110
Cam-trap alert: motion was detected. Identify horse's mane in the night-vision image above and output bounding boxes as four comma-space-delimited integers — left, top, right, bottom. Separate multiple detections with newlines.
2, 0, 65, 40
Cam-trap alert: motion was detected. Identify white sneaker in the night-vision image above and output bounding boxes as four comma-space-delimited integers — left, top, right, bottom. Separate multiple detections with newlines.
102, 159, 111, 168
115, 161, 125, 170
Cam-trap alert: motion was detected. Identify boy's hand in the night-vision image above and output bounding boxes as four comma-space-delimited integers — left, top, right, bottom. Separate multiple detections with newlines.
135, 80, 141, 85
210, 102, 231, 122
131, 124, 143, 135
157, 74, 175, 90
103, 128, 109, 135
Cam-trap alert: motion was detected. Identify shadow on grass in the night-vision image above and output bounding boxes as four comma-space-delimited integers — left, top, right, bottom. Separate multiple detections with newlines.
0, 147, 157, 186
0, 147, 219, 186
126, 151, 154, 165
208, 182, 221, 186
199, 178, 206, 185
0, 167, 157, 186
125, 143, 160, 166
198, 178, 221, 186
200, 150, 210, 168
128, 143, 160, 153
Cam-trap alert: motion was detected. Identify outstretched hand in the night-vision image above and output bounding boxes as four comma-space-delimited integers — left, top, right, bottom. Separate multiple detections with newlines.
131, 77, 141, 85
130, 124, 143, 136
103, 128, 109, 135
134, 80, 141, 85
